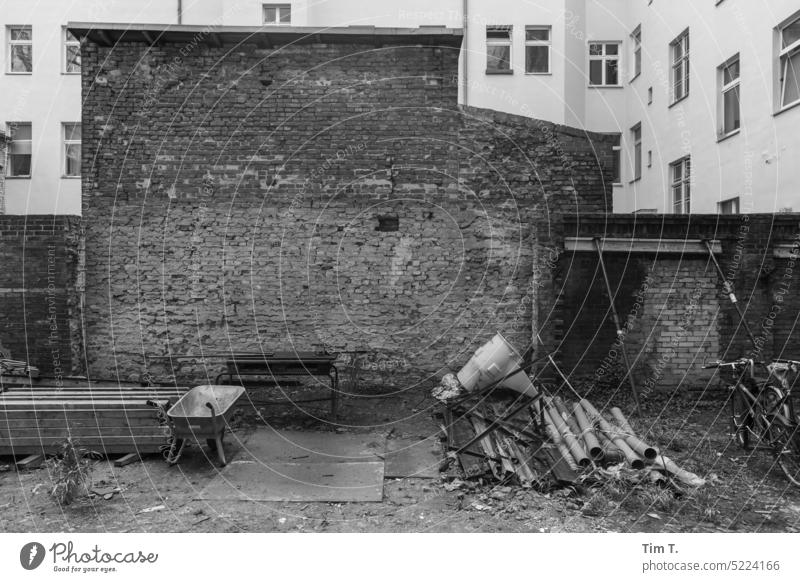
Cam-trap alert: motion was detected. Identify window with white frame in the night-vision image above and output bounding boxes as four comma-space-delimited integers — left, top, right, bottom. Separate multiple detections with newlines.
671, 30, 690, 102
671, 157, 691, 214
778, 12, 800, 109
525, 26, 551, 74
6, 122, 32, 177
589, 42, 620, 86
631, 123, 642, 181
64, 28, 80, 74
7, 26, 32, 73
719, 55, 740, 136
486, 26, 513, 73
718, 197, 740, 215
263, 4, 291, 25
611, 134, 621, 185
63, 123, 81, 177
631, 25, 642, 80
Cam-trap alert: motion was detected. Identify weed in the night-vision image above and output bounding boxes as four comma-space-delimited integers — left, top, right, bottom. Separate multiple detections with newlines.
48, 438, 93, 506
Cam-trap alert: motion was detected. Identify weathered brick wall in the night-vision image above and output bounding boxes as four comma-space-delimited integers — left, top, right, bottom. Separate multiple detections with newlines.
0, 133, 7, 214
540, 215, 800, 398
0, 216, 83, 376
79, 34, 615, 385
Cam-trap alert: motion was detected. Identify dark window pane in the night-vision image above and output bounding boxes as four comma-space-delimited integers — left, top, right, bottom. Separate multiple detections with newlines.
279, 7, 291, 23
783, 17, 800, 48
66, 45, 81, 73
11, 45, 32, 72
264, 7, 277, 22
9, 155, 31, 176
723, 85, 740, 133
487, 45, 511, 70
589, 43, 603, 56
606, 43, 619, 56
606, 59, 618, 85
723, 59, 740, 85
525, 46, 549, 73
10, 27, 31, 41
526, 28, 549, 42
589, 60, 603, 84
783, 52, 800, 106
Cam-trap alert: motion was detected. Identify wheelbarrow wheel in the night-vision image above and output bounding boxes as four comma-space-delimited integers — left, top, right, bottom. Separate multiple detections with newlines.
206, 438, 218, 451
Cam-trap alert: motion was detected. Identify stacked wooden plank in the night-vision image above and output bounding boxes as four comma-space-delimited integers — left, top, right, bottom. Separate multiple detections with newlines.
0, 384, 188, 456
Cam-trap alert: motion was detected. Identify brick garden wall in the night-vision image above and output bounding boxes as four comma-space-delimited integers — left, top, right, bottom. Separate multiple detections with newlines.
0, 216, 82, 376
78, 33, 615, 386
538, 214, 800, 399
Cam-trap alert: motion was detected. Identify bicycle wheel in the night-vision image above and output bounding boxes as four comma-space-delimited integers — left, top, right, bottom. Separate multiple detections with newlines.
772, 424, 800, 486
730, 388, 752, 449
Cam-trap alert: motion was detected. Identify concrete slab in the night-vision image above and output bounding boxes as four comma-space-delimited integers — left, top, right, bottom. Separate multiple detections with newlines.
384, 438, 442, 479
236, 428, 384, 464
196, 460, 384, 502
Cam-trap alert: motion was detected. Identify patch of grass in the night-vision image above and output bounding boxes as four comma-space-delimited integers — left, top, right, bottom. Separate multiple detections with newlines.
687, 486, 722, 524
48, 438, 93, 506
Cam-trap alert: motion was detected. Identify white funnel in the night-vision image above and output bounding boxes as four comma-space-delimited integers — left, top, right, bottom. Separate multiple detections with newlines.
456, 333, 538, 398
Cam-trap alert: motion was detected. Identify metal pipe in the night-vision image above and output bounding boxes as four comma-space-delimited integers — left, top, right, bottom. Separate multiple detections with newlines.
596, 430, 625, 464
572, 402, 603, 460
610, 407, 658, 461
462, 0, 468, 107
580, 399, 644, 470
545, 398, 589, 467
704, 239, 759, 351
543, 412, 580, 472
177, 0, 183, 24
652, 454, 706, 487
593, 238, 642, 415
553, 397, 588, 456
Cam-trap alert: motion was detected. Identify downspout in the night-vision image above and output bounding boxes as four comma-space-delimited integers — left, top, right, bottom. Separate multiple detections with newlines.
462, 0, 468, 107
177, 0, 183, 24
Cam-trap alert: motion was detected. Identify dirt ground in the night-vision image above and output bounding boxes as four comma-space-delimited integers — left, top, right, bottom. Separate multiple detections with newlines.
2, 389, 800, 533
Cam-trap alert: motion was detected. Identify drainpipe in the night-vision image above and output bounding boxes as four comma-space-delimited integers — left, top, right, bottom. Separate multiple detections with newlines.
177, 0, 183, 24
462, 0, 468, 107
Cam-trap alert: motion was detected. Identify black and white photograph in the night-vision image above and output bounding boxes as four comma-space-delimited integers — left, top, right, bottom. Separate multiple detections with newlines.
1, 0, 799, 579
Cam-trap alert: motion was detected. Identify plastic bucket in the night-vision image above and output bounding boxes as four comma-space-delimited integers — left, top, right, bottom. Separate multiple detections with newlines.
456, 333, 538, 398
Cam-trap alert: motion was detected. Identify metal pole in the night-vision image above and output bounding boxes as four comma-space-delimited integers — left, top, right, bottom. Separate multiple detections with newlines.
703, 240, 759, 351
593, 238, 642, 415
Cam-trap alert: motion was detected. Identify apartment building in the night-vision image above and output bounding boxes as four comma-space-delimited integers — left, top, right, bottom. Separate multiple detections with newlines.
1, 0, 798, 214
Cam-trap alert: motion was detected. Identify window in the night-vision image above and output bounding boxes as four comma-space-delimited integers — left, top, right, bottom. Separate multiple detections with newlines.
611, 134, 621, 184
718, 197, 740, 215
719, 55, 740, 136
63, 123, 81, 177
6, 122, 31, 177
486, 26, 513, 73
648, 86, 653, 104
631, 26, 642, 80
778, 13, 800, 109
589, 42, 620, 86
671, 157, 691, 214
64, 28, 80, 73
7, 26, 32, 73
631, 124, 642, 181
525, 26, 551, 74
671, 30, 690, 103
263, 4, 291, 25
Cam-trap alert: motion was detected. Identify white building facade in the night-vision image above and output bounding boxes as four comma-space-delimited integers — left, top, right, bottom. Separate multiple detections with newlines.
1, 0, 798, 214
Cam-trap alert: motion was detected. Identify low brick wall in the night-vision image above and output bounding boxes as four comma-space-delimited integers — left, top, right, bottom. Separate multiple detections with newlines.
538, 214, 800, 396
0, 216, 83, 376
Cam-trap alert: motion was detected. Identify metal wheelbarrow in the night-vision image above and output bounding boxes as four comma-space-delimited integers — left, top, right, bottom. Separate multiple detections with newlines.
164, 385, 245, 466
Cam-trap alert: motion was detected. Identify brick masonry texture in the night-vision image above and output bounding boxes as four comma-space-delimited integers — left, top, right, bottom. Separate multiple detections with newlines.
0, 216, 82, 376
78, 35, 614, 385
539, 214, 800, 396
0, 133, 6, 214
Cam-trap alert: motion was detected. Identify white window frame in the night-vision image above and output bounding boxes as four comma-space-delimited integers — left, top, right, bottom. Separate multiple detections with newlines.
671, 157, 691, 215
778, 12, 800, 110
6, 122, 32, 178
63, 26, 81, 74
7, 25, 32, 74
588, 41, 622, 87
611, 134, 622, 185
525, 26, 551, 75
631, 123, 642, 181
262, 3, 291, 25
718, 54, 740, 137
631, 25, 642, 81
486, 25, 513, 74
62, 122, 81, 178
670, 29, 690, 103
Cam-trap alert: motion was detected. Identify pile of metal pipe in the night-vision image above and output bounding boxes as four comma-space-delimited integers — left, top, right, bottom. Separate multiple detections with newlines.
538, 396, 705, 488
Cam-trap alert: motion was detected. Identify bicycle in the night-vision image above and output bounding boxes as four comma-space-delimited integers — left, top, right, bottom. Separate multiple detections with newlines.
703, 358, 800, 487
